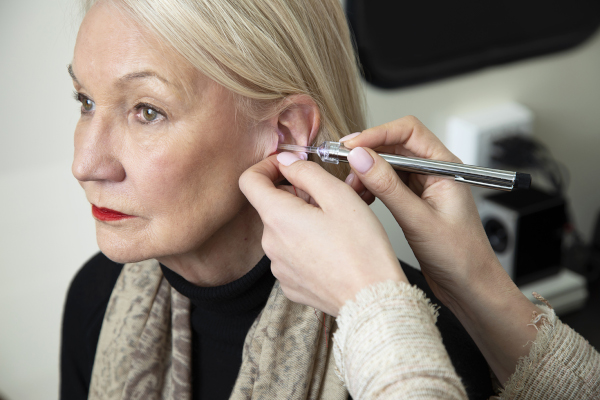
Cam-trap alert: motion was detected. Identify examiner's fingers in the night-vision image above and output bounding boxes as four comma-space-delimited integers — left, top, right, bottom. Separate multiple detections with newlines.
347, 146, 430, 228
360, 189, 376, 205
277, 184, 318, 206
341, 116, 461, 164
276, 152, 358, 211
239, 155, 302, 215
345, 171, 366, 196
345, 171, 375, 205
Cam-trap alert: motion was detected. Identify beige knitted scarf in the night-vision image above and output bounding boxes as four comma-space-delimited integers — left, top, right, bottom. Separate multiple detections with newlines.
88, 259, 347, 400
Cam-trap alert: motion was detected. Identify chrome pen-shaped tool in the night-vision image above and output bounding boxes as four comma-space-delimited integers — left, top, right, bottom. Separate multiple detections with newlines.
278, 141, 531, 191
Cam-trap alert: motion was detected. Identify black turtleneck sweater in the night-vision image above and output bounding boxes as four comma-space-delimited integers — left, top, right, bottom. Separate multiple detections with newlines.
160, 257, 275, 399
60, 252, 495, 400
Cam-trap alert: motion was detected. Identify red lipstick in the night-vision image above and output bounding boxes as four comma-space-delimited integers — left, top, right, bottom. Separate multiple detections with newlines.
92, 205, 135, 221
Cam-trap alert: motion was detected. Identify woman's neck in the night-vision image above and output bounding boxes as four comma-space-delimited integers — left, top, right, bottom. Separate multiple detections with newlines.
157, 202, 265, 287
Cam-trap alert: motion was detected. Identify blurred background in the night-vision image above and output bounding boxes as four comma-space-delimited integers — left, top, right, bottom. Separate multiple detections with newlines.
0, 0, 599, 398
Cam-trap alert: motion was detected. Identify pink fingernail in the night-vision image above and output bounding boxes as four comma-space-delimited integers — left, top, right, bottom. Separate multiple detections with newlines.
348, 147, 374, 174
339, 132, 361, 142
345, 172, 355, 186
298, 152, 308, 161
277, 152, 301, 166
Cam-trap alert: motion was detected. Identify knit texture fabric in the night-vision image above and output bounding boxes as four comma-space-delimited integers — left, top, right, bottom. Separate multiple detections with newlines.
89, 259, 347, 400
499, 304, 600, 399
334, 280, 468, 400
334, 280, 600, 400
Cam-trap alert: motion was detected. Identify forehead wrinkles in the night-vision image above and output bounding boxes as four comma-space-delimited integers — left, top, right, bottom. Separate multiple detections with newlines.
75, 0, 200, 102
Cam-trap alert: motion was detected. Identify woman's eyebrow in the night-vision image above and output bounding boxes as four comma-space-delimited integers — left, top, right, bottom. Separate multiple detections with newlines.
68, 64, 79, 85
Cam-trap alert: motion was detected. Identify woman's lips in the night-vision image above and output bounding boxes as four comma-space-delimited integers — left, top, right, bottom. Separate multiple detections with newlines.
91, 204, 135, 221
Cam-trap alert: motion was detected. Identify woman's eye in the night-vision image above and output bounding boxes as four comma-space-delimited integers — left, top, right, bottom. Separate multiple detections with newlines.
82, 97, 94, 111
142, 107, 159, 122
135, 103, 165, 124
73, 92, 95, 113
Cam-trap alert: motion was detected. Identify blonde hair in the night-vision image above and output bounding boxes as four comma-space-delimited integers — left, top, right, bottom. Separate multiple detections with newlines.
83, 0, 365, 179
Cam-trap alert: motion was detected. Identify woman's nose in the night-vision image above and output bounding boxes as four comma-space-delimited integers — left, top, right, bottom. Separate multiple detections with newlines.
72, 117, 126, 183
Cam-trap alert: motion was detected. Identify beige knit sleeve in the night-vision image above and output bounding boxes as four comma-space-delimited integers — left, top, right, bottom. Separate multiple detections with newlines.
333, 280, 468, 400
499, 304, 600, 399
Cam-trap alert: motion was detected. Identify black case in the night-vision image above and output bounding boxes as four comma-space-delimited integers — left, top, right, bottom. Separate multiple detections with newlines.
346, 0, 600, 89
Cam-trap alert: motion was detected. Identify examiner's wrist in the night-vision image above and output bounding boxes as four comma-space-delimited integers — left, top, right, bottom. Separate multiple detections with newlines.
441, 257, 518, 319
338, 264, 409, 315
438, 257, 544, 384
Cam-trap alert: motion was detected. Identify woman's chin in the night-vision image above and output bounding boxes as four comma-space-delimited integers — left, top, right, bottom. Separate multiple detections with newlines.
98, 245, 150, 264
96, 232, 155, 264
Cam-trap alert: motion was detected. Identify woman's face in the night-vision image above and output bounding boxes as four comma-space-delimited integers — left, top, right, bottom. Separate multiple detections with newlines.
71, 1, 275, 263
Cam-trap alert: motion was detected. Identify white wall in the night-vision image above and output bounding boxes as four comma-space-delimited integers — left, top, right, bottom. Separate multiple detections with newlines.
1, 1, 599, 399
0, 1, 98, 399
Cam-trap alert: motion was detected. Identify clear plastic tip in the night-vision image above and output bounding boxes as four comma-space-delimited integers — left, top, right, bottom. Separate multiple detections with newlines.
317, 141, 341, 164
277, 141, 342, 164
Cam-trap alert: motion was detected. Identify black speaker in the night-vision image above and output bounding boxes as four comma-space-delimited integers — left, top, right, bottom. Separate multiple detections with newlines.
478, 189, 566, 286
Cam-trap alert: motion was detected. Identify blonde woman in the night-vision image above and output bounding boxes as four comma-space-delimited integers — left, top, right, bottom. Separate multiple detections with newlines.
61, 0, 497, 399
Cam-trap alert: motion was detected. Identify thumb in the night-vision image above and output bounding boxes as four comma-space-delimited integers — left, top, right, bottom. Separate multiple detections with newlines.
347, 147, 429, 228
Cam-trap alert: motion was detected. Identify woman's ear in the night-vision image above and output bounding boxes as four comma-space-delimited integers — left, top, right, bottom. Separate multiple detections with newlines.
277, 95, 320, 146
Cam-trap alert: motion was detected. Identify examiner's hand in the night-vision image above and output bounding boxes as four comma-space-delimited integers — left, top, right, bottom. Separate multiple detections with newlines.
342, 117, 545, 385
239, 154, 407, 316
340, 116, 510, 308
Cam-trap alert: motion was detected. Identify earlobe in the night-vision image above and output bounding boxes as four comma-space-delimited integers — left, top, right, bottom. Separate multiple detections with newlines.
277, 95, 320, 147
